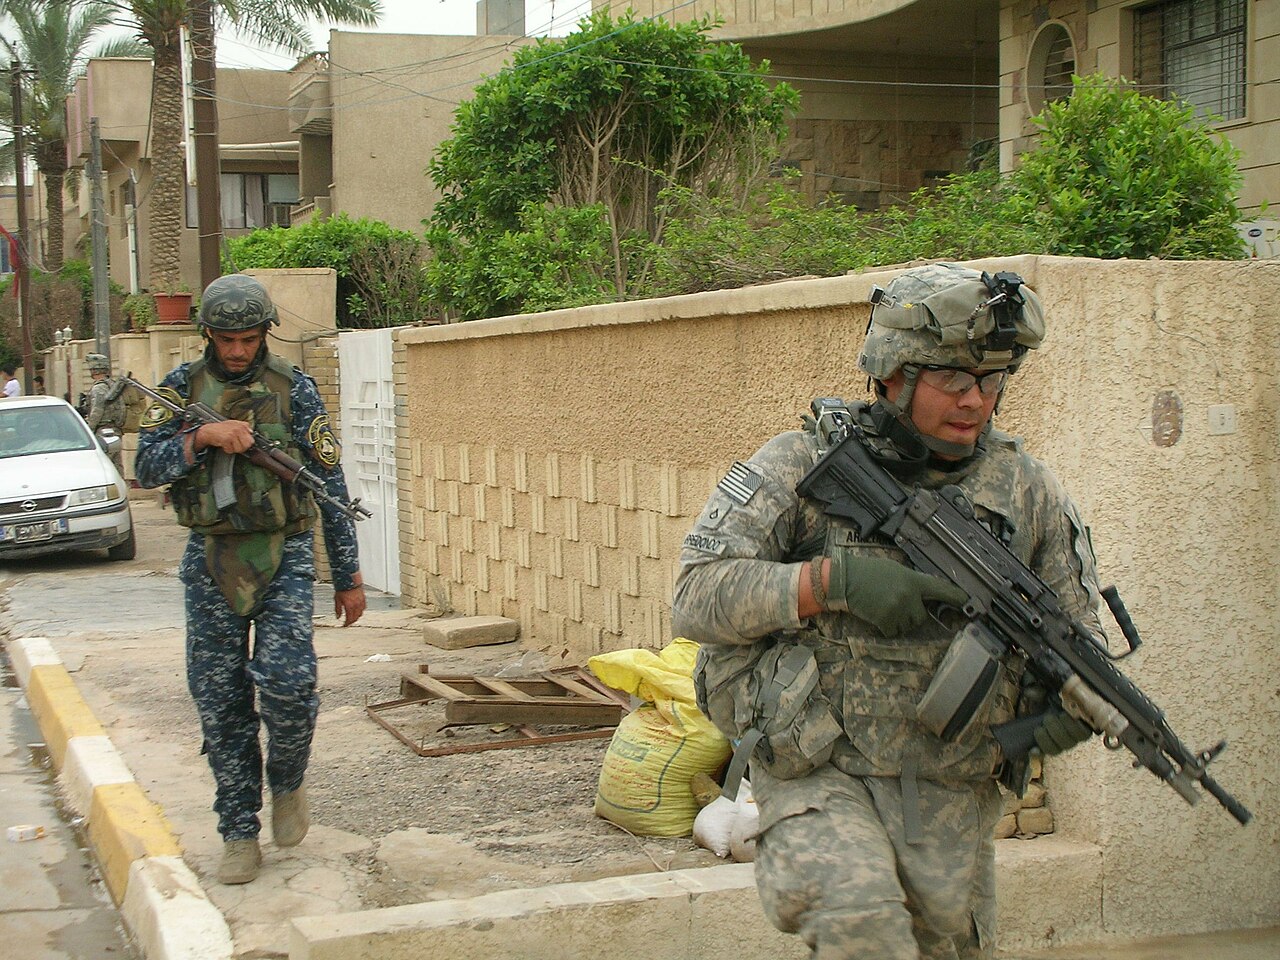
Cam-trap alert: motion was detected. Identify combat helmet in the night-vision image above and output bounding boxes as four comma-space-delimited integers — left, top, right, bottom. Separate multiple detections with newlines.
858, 262, 1045, 459
85, 353, 111, 374
197, 274, 279, 331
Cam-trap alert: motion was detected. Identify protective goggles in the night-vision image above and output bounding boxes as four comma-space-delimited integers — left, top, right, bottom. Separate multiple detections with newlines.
917, 365, 1008, 397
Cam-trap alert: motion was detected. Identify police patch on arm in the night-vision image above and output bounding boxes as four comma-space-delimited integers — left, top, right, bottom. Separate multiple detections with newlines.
307, 415, 341, 466
139, 386, 184, 429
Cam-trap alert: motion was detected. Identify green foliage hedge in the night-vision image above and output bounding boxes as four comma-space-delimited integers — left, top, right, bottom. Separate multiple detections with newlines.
224, 214, 432, 328
425, 73, 1245, 318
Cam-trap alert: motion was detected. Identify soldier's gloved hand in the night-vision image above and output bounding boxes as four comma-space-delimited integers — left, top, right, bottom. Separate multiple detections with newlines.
1033, 709, 1093, 755
826, 552, 968, 636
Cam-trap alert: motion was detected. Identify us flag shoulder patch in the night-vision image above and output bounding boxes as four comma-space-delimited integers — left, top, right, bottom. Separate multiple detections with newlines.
717, 461, 764, 505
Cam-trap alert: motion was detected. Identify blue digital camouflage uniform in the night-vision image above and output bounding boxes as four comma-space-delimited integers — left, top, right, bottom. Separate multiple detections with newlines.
135, 356, 360, 841
673, 403, 1108, 960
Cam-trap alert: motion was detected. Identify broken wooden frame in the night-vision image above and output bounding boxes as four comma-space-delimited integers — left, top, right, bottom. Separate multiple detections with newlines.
366, 664, 631, 756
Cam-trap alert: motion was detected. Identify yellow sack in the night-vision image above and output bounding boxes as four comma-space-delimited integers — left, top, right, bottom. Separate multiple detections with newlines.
590, 638, 731, 837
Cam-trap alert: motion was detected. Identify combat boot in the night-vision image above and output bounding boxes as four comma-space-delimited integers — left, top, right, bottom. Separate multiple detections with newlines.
272, 783, 309, 847
218, 839, 261, 884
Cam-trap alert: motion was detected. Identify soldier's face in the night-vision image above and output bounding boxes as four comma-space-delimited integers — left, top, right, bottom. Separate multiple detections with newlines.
883, 369, 999, 457
209, 328, 266, 374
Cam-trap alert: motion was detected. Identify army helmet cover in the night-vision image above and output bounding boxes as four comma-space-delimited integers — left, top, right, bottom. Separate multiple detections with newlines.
858, 262, 1045, 380
85, 352, 111, 374
197, 274, 279, 331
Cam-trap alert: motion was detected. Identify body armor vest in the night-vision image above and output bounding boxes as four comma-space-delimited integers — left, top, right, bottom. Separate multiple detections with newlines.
170, 355, 317, 536
799, 407, 1027, 782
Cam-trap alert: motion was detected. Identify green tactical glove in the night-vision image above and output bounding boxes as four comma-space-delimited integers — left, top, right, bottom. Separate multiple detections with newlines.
826, 552, 968, 636
1033, 709, 1093, 756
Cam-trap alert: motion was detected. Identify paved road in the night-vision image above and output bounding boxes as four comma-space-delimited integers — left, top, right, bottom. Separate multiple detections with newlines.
0, 647, 138, 960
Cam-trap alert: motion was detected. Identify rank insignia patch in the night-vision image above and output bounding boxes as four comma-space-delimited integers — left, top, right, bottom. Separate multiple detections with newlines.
307, 415, 341, 466
717, 461, 763, 505
139, 386, 184, 429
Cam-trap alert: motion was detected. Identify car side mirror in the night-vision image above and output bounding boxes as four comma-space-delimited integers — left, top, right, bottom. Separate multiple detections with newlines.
98, 427, 122, 455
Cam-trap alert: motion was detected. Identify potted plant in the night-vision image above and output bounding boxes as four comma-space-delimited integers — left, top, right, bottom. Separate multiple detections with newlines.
122, 292, 158, 331
152, 286, 194, 324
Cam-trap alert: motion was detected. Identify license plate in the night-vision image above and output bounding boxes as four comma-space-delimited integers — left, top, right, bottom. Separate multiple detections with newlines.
5, 518, 70, 544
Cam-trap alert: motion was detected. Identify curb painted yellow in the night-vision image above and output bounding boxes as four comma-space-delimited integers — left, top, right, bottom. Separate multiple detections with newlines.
25, 663, 106, 767
89, 781, 183, 905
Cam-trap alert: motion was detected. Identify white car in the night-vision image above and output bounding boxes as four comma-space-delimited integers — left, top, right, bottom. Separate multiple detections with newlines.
0, 395, 135, 561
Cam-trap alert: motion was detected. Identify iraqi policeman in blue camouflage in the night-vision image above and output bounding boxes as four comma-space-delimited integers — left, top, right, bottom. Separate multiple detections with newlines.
674, 263, 1104, 959
135, 274, 365, 885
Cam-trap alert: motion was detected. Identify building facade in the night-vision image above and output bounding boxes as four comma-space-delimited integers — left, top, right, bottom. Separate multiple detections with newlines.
64, 58, 300, 293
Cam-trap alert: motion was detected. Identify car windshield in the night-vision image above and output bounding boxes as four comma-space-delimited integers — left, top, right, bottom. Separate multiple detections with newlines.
0, 405, 95, 459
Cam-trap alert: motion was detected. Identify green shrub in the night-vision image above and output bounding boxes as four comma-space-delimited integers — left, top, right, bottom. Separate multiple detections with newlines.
225, 215, 434, 327
1007, 74, 1245, 259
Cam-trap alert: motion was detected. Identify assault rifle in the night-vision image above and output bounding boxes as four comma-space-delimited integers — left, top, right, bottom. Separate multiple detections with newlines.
127, 376, 372, 524
797, 402, 1250, 825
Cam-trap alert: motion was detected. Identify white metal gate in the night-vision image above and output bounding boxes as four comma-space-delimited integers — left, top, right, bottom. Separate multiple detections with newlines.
338, 328, 400, 595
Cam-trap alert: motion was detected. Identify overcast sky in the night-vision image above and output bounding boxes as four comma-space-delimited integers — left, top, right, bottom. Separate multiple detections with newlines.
211, 0, 588, 69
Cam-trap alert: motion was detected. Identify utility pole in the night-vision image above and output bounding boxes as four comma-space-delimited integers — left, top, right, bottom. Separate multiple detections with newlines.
9, 62, 35, 393
190, 0, 223, 291
88, 118, 112, 358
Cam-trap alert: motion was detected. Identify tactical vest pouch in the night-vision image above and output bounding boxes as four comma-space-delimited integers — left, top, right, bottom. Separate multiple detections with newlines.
695, 640, 843, 798
916, 621, 1005, 742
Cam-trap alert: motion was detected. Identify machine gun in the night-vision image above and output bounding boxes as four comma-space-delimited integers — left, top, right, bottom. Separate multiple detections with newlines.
127, 376, 372, 524
796, 406, 1251, 825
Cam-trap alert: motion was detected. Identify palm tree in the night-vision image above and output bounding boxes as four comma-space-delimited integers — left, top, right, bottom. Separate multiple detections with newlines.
97, 0, 381, 290
0, 1, 147, 272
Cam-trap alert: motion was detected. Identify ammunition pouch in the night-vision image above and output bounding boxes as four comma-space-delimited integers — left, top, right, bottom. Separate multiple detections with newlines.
695, 640, 844, 798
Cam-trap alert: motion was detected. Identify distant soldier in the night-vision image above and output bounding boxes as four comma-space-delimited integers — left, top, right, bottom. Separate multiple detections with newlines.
85, 353, 127, 472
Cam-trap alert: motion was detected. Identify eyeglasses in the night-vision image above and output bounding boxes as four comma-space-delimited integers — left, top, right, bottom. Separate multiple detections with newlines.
917, 365, 1008, 397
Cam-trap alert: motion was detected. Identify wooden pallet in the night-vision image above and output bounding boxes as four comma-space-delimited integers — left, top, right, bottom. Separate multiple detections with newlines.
366, 664, 630, 756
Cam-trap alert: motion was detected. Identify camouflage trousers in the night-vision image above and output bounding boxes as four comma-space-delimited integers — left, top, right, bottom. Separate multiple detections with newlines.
181, 531, 319, 841
752, 764, 1002, 960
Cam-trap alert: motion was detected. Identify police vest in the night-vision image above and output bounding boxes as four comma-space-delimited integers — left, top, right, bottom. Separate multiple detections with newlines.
170, 355, 318, 536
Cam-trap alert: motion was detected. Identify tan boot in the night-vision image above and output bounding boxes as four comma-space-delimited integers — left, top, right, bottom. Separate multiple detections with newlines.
272, 783, 310, 847
218, 839, 261, 885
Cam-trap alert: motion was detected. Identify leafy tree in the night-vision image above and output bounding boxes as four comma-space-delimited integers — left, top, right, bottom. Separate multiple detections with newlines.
97, 0, 380, 290
0, 0, 147, 271
427, 11, 798, 318
225, 214, 432, 327
1007, 74, 1244, 259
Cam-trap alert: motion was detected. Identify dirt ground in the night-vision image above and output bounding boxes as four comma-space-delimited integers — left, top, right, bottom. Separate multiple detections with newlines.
1, 498, 722, 929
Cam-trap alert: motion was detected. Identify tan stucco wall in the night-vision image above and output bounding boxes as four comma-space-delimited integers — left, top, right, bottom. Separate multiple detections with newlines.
398, 255, 1277, 943
245, 267, 338, 372
325, 31, 534, 233
999, 0, 1279, 214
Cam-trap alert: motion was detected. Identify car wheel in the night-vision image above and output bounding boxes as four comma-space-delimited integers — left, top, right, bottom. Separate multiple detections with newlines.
107, 525, 136, 561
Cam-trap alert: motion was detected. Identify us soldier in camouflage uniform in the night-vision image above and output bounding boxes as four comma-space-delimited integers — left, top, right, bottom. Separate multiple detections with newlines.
673, 263, 1102, 959
85, 353, 127, 472
135, 274, 366, 885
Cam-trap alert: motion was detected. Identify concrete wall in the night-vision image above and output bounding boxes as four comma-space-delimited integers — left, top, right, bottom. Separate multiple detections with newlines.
396, 255, 1278, 944
743, 46, 997, 206
999, 0, 1279, 214
325, 32, 534, 233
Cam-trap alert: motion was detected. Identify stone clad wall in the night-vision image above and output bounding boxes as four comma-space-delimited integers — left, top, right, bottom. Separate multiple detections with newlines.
398, 255, 1280, 946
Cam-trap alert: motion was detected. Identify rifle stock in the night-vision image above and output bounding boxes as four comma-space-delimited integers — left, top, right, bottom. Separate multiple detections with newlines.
798, 423, 1251, 826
